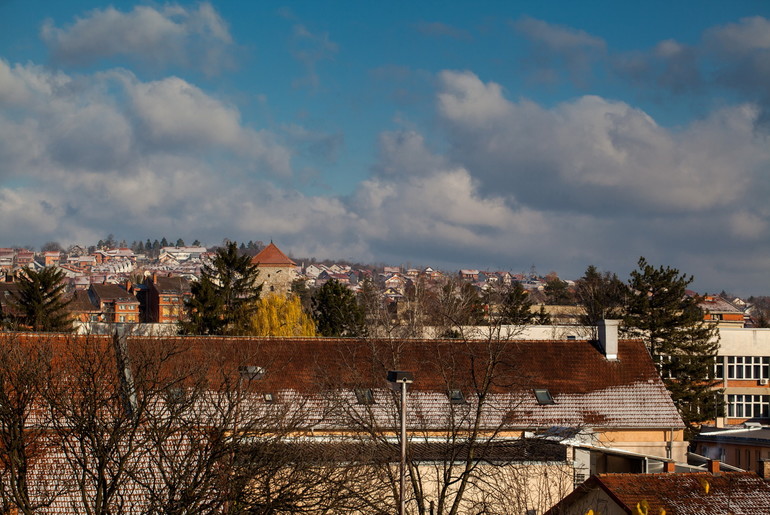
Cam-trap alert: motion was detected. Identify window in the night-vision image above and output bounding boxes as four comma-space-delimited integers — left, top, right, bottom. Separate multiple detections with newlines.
727, 394, 770, 418
726, 357, 770, 380
534, 389, 555, 405
263, 393, 275, 403
354, 388, 375, 405
448, 389, 465, 404
715, 360, 724, 380
119, 315, 125, 322
239, 366, 265, 380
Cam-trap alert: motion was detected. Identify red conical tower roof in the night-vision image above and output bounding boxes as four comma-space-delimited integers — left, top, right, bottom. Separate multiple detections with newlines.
251, 242, 296, 267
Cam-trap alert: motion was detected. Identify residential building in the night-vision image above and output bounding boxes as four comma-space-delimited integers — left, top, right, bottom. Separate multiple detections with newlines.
88, 283, 140, 323
545, 463, 770, 515
699, 295, 746, 328
144, 274, 191, 324
693, 425, 770, 474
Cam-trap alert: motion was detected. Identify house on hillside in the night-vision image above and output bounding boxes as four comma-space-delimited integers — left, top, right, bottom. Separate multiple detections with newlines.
250, 242, 296, 295
698, 295, 746, 328
144, 274, 191, 324
88, 283, 140, 323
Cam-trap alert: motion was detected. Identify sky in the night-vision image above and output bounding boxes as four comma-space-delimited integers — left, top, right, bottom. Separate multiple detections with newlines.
1, 1, 769, 295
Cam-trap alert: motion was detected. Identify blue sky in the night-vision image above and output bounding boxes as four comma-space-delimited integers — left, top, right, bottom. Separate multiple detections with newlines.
1, 1, 769, 295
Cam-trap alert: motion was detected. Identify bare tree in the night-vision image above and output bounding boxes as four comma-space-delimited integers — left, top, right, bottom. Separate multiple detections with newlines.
0, 334, 71, 514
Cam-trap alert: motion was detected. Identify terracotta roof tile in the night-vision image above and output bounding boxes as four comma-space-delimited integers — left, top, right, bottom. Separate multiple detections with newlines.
251, 242, 296, 266
593, 472, 770, 515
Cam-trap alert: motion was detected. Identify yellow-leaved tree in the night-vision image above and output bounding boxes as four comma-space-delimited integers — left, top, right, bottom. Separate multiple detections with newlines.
251, 294, 317, 337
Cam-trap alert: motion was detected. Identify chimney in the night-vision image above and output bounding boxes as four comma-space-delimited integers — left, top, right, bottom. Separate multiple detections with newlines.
597, 320, 619, 360
759, 459, 770, 480
707, 459, 720, 474
664, 461, 676, 473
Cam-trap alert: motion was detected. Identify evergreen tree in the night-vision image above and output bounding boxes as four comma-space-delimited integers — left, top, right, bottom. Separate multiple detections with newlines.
192, 240, 201, 247
146, 239, 152, 251
575, 265, 628, 329
497, 282, 535, 325
180, 242, 261, 335
312, 279, 365, 337
160, 237, 169, 248
175, 238, 185, 247
625, 257, 721, 431
544, 274, 573, 305
10, 268, 72, 332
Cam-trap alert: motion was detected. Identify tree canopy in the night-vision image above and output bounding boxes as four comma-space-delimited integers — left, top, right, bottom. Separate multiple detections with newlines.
312, 279, 365, 337
625, 257, 721, 431
9, 267, 72, 332
180, 242, 261, 335
251, 294, 316, 337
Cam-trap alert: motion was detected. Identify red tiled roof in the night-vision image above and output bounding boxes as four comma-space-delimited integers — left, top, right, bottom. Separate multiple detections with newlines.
251, 242, 295, 267
126, 336, 684, 430
549, 472, 770, 515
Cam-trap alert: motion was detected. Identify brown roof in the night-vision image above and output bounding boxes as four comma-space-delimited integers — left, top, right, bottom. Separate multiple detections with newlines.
251, 242, 296, 267
89, 283, 138, 303
0, 333, 682, 431
152, 275, 191, 294
548, 472, 770, 514
68, 289, 99, 312
125, 336, 684, 430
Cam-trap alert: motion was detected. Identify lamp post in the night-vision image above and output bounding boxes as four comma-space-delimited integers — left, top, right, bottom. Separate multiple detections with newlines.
387, 370, 414, 515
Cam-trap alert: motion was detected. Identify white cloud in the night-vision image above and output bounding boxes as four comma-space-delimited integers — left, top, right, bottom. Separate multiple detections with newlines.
40, 3, 234, 75
436, 70, 769, 214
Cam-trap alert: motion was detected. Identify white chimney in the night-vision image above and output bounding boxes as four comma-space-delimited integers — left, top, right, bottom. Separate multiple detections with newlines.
598, 319, 619, 360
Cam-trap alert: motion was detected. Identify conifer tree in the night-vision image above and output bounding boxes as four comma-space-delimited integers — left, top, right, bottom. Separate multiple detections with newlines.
10, 267, 72, 332
180, 242, 261, 335
497, 282, 535, 325
312, 279, 364, 337
575, 265, 628, 333
625, 257, 721, 431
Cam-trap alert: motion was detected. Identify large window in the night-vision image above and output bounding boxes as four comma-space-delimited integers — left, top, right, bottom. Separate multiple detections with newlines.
727, 394, 770, 418
726, 357, 770, 380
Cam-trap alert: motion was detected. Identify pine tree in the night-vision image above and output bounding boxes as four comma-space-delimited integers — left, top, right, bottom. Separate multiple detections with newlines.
175, 238, 185, 247
180, 242, 261, 335
251, 294, 316, 337
160, 237, 168, 248
575, 265, 628, 330
625, 257, 721, 431
497, 282, 535, 325
10, 267, 72, 332
312, 279, 364, 337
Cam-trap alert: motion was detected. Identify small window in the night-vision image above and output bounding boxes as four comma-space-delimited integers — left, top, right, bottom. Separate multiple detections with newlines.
448, 389, 466, 404
355, 388, 375, 405
263, 393, 275, 403
534, 389, 555, 405
239, 366, 265, 380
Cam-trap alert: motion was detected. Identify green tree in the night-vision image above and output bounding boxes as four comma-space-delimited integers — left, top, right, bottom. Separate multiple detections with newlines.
497, 282, 535, 325
180, 242, 261, 335
625, 257, 721, 431
175, 238, 185, 247
544, 273, 574, 305
575, 265, 628, 332
312, 279, 364, 337
10, 268, 72, 332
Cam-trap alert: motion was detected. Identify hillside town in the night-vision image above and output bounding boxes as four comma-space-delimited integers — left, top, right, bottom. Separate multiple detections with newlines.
0, 241, 764, 330
2, 239, 770, 513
